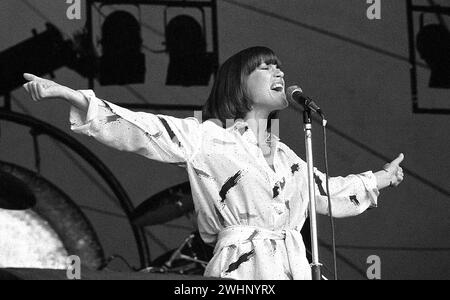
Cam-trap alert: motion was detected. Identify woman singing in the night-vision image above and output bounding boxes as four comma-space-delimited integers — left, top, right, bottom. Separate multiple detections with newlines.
23, 46, 404, 280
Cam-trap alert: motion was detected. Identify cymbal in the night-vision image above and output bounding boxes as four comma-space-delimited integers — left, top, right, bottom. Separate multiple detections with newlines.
131, 181, 194, 227
0, 170, 36, 210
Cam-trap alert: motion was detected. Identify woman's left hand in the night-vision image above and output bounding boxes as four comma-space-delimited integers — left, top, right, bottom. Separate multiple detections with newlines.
382, 153, 405, 187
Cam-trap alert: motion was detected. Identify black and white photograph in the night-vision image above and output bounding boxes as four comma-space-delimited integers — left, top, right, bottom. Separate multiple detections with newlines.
0, 0, 448, 284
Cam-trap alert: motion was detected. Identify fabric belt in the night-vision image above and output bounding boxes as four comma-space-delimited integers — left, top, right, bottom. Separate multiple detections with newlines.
215, 225, 295, 254
211, 224, 311, 280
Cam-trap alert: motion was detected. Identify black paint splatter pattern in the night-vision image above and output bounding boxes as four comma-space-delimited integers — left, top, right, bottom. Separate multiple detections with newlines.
225, 249, 256, 273
349, 195, 360, 206
314, 174, 328, 196
215, 206, 226, 227
273, 185, 280, 199
291, 163, 300, 175
219, 170, 243, 203
146, 131, 163, 139
273, 178, 286, 199
285, 270, 293, 280
285, 201, 290, 210
246, 230, 259, 241
105, 115, 122, 124
228, 244, 237, 251
158, 117, 180, 146
280, 177, 286, 190
270, 239, 277, 253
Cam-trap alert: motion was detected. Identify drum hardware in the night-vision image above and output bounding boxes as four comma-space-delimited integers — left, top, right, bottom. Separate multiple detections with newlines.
131, 182, 213, 274
165, 233, 208, 268
0, 170, 36, 210
131, 181, 194, 227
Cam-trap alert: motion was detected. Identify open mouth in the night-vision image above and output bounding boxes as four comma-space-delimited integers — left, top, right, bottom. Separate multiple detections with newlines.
270, 82, 284, 92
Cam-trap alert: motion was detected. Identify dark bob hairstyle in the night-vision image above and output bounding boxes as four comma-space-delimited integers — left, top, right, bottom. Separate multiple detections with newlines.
202, 46, 281, 129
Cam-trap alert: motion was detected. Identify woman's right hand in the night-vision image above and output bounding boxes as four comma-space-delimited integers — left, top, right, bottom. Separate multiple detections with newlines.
22, 73, 70, 102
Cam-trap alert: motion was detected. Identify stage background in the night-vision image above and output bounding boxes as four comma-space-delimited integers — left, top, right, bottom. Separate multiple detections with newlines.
0, 0, 448, 279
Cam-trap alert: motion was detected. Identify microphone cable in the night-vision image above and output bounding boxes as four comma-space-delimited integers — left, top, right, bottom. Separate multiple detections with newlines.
320, 115, 338, 280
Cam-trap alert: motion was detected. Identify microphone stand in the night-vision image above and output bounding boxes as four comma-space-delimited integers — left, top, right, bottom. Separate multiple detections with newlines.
303, 108, 322, 280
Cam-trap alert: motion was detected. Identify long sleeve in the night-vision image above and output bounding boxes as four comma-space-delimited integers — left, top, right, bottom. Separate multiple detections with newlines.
313, 168, 379, 218
69, 90, 202, 164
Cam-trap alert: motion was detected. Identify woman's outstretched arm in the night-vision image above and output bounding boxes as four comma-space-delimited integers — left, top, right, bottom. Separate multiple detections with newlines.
313, 154, 405, 218
23, 73, 89, 112
22, 73, 202, 165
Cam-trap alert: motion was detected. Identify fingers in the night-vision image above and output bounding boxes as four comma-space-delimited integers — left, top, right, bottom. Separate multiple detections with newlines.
384, 157, 405, 188
22, 82, 30, 94
391, 153, 405, 165
392, 166, 404, 187
22, 82, 36, 101
30, 82, 38, 101
23, 73, 42, 102
23, 81, 41, 101
36, 82, 46, 99
23, 73, 40, 82
394, 175, 404, 187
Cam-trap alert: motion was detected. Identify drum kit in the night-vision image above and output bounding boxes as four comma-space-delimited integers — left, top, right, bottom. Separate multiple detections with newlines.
0, 158, 210, 273
131, 181, 213, 275
0, 162, 105, 270
0, 170, 210, 274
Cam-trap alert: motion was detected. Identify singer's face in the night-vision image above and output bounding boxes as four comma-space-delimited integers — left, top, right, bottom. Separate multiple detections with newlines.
245, 63, 288, 112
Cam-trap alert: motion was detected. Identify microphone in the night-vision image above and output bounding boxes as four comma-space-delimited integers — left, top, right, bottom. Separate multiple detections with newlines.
286, 85, 323, 115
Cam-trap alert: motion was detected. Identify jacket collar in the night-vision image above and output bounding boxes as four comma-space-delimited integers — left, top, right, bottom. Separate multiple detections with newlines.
230, 119, 280, 145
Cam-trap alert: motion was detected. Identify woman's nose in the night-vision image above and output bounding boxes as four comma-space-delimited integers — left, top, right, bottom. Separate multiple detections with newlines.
275, 69, 284, 78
